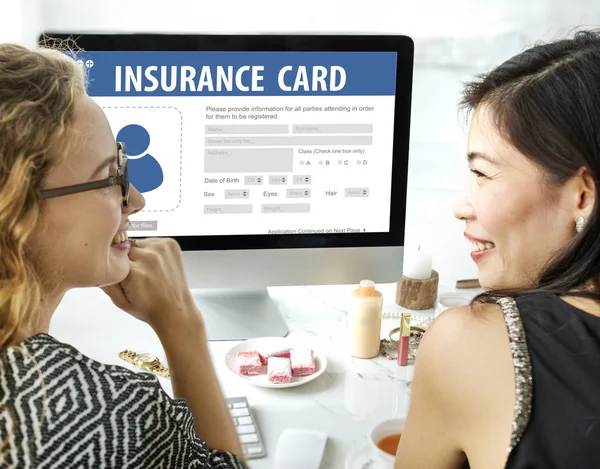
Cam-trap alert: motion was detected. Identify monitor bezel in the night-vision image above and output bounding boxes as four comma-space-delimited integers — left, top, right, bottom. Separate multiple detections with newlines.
42, 33, 413, 251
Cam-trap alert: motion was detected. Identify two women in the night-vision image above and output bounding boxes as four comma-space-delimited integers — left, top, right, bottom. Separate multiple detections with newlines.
1, 30, 599, 469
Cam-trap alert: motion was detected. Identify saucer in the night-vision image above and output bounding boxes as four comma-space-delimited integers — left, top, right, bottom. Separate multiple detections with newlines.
345, 442, 377, 469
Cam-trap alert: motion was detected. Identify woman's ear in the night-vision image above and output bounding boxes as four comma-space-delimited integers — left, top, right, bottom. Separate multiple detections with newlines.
576, 167, 596, 219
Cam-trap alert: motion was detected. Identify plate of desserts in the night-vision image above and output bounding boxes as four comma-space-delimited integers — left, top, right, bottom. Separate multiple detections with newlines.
225, 337, 327, 388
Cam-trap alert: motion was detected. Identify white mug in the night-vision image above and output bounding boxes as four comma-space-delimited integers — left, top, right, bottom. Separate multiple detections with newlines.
367, 417, 405, 469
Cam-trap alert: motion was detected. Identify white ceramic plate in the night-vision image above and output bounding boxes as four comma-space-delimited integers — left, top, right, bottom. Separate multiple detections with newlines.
224, 337, 327, 388
346, 442, 376, 469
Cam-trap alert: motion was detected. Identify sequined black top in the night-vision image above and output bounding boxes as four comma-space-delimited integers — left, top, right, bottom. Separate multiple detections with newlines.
499, 294, 600, 469
0, 334, 246, 469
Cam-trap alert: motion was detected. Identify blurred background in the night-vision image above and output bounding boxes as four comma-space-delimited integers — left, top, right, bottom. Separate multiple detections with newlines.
1, 0, 598, 284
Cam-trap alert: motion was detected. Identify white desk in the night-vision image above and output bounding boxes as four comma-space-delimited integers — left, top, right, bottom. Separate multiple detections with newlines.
50, 281, 479, 468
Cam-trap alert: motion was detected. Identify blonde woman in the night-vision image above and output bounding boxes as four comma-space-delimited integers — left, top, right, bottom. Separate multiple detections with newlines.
0, 43, 245, 468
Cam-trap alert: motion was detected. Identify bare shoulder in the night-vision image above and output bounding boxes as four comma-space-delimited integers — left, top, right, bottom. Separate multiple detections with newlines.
416, 302, 514, 412
421, 302, 507, 355
396, 302, 516, 468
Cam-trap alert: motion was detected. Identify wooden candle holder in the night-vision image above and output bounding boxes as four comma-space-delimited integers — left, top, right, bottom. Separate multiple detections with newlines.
395, 270, 439, 310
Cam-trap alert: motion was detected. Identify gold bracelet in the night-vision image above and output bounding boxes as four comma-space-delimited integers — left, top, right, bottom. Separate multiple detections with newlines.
118, 349, 170, 379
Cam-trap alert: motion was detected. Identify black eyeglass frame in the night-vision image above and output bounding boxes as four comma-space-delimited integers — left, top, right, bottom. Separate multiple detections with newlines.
39, 142, 130, 207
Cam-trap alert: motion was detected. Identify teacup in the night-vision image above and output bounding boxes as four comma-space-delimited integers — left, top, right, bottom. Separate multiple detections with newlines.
367, 417, 405, 469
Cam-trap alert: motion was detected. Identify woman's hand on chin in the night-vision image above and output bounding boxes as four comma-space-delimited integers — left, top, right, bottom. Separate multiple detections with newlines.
101, 237, 204, 334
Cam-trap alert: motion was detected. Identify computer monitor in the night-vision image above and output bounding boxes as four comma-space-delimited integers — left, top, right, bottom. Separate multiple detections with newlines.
43, 33, 414, 340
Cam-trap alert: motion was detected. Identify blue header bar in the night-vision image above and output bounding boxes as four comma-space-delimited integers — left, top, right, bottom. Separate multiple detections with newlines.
78, 52, 397, 97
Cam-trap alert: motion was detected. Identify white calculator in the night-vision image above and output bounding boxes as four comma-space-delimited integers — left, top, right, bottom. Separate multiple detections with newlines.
227, 396, 266, 459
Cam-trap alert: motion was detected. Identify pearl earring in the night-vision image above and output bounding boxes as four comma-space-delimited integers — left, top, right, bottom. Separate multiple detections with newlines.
576, 216, 587, 233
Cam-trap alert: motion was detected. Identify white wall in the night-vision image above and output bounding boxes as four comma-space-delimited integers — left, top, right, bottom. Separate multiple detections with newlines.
0, 0, 42, 45
3, 0, 600, 284
38, 0, 530, 38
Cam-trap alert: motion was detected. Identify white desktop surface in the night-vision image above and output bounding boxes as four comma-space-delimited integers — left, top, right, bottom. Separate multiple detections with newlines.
50, 281, 479, 468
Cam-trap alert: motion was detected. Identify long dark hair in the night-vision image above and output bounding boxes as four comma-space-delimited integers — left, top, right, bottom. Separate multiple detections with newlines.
460, 30, 600, 304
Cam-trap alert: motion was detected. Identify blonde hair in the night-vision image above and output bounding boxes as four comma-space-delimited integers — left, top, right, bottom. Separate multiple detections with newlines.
0, 42, 86, 350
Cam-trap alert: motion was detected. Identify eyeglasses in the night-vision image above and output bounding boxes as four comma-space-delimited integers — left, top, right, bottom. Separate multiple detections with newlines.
39, 142, 130, 208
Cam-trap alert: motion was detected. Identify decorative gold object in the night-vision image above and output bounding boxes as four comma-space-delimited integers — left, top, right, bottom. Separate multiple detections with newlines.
118, 349, 170, 379
379, 338, 417, 362
387, 325, 425, 348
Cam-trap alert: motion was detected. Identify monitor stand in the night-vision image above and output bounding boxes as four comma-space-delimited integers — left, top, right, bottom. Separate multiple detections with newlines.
190, 288, 289, 341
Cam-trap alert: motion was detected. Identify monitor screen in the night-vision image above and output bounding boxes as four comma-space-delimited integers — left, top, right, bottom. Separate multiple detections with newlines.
46, 34, 413, 252
44, 34, 414, 338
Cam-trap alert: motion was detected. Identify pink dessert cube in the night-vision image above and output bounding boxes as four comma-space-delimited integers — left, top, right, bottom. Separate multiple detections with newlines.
236, 351, 263, 375
257, 345, 291, 366
290, 349, 316, 376
267, 357, 292, 384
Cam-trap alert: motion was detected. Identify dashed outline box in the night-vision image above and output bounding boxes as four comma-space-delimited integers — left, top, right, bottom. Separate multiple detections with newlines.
103, 106, 182, 213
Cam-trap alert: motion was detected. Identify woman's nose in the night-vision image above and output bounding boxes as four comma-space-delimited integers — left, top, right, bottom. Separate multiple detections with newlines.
453, 192, 475, 221
125, 185, 146, 215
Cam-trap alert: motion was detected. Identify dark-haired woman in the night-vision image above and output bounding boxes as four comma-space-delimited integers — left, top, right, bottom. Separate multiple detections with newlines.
396, 31, 600, 469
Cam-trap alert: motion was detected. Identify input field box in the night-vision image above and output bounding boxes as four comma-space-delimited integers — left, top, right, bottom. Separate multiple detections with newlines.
204, 148, 293, 173
224, 189, 250, 199
293, 175, 312, 184
287, 189, 311, 198
244, 175, 264, 185
345, 188, 370, 197
261, 204, 311, 214
204, 204, 253, 214
205, 124, 289, 134
292, 124, 373, 134
269, 175, 288, 185
205, 136, 372, 146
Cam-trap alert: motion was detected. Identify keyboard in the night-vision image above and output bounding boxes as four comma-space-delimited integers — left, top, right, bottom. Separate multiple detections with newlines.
227, 396, 266, 459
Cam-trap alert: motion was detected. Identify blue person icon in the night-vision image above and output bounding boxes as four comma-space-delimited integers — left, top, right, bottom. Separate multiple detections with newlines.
116, 124, 164, 193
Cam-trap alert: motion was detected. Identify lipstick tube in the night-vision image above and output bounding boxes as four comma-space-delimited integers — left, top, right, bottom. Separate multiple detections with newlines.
398, 313, 411, 366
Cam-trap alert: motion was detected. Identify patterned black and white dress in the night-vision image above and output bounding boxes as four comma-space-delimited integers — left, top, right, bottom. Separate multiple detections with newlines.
0, 333, 246, 468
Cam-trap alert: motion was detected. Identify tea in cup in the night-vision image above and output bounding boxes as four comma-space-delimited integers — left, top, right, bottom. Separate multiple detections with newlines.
367, 417, 405, 468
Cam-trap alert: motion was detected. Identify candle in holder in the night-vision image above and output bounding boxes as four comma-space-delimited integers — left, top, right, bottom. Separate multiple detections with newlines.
403, 245, 432, 280
396, 245, 438, 310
